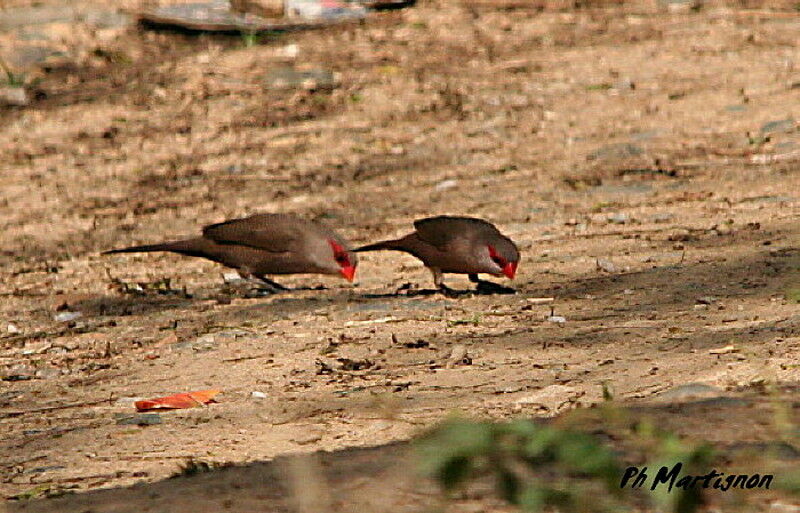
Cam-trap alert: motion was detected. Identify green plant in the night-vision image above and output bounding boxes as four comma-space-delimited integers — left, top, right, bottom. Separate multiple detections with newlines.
241, 30, 260, 47
417, 418, 622, 512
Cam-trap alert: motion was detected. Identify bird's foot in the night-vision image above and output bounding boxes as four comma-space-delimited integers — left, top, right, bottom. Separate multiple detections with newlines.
222, 277, 288, 298
473, 280, 516, 295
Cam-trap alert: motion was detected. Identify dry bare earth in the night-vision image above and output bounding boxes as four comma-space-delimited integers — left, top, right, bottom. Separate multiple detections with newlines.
1, 0, 800, 510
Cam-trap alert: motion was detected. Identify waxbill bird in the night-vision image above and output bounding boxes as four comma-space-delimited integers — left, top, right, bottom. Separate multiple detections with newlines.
103, 214, 357, 291
355, 216, 519, 295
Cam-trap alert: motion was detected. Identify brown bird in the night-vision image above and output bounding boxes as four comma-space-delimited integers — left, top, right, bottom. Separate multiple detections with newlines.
355, 216, 520, 295
103, 214, 357, 291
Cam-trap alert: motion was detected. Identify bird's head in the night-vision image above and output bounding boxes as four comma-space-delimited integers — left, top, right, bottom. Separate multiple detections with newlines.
487, 241, 519, 280
328, 239, 357, 282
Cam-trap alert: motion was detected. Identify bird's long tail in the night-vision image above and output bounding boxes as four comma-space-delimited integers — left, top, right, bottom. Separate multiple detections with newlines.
354, 239, 404, 253
102, 239, 202, 256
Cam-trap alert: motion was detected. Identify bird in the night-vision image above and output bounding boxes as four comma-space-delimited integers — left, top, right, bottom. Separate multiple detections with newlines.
103, 214, 357, 292
355, 216, 520, 295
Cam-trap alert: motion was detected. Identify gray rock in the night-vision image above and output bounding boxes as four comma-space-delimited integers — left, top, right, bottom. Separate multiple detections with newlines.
115, 413, 163, 426
34, 367, 61, 379
650, 212, 675, 223
291, 431, 323, 445
0, 87, 29, 107
724, 104, 747, 113
596, 258, 618, 273
54, 311, 82, 322
608, 213, 629, 224
761, 118, 795, 135
222, 271, 245, 284
587, 143, 644, 161
659, 0, 702, 13
657, 382, 722, 401
172, 334, 217, 352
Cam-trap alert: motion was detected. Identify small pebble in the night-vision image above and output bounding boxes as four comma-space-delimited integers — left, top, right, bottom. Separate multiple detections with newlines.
447, 345, 471, 366
596, 258, 618, 273
54, 311, 82, 322
714, 224, 732, 236
223, 271, 244, 284
434, 179, 458, 192
0, 86, 29, 107
292, 432, 323, 445
251, 391, 267, 399
608, 213, 629, 224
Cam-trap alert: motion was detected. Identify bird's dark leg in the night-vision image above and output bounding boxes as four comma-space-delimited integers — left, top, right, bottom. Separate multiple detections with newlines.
227, 273, 290, 297
251, 274, 290, 292
432, 269, 460, 297
469, 273, 516, 295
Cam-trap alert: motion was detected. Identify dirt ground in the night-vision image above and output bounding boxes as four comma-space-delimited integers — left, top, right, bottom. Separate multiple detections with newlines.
1, 0, 800, 510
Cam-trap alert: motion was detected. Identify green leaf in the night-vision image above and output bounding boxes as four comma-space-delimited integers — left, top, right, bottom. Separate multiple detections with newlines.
438, 455, 473, 490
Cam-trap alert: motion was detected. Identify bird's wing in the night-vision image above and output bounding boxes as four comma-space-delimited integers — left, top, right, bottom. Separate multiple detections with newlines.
413, 216, 499, 250
202, 214, 302, 253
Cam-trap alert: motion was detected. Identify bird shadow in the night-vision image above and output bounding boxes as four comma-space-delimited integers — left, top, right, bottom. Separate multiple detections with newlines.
359, 281, 516, 299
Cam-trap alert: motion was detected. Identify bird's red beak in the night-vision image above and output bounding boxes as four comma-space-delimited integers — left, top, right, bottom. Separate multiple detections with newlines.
502, 262, 517, 280
340, 265, 356, 282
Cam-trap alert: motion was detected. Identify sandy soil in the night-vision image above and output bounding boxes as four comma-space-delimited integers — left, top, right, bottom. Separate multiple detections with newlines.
1, 0, 800, 510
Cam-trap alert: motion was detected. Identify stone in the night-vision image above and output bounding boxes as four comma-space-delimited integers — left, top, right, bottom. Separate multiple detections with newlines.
608, 213, 629, 224
760, 118, 795, 135
596, 258, 618, 273
515, 385, 581, 414
656, 382, 722, 401
587, 143, 644, 161
291, 431, 323, 445
54, 311, 82, 322
447, 345, 471, 367
0, 87, 29, 107
115, 413, 163, 426
713, 223, 733, 236
650, 212, 675, 223
434, 179, 458, 192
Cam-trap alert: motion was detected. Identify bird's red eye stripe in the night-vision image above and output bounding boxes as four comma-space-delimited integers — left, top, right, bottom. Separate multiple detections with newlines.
487, 245, 506, 265
329, 240, 350, 266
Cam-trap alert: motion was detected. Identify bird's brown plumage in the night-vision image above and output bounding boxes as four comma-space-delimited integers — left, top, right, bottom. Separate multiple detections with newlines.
103, 214, 357, 286
355, 216, 519, 293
